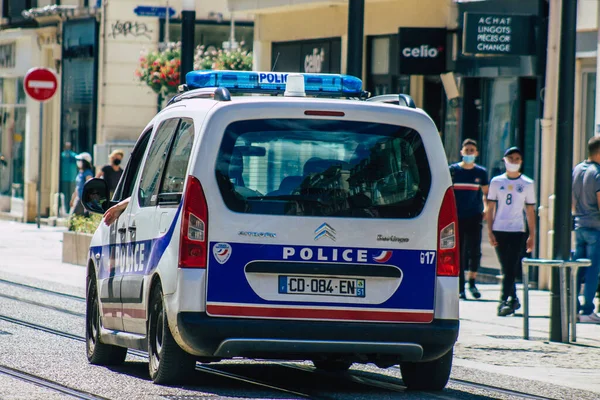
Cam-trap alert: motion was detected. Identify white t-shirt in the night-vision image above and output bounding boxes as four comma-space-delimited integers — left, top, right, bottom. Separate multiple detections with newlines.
487, 174, 536, 232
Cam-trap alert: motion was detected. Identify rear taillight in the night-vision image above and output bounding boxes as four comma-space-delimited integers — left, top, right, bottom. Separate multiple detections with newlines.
437, 188, 459, 276
179, 176, 208, 268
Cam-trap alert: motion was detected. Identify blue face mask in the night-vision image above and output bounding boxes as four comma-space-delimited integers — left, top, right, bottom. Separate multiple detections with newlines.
462, 155, 476, 164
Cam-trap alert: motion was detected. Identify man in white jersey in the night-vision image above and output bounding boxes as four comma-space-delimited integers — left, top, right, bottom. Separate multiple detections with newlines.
487, 147, 536, 316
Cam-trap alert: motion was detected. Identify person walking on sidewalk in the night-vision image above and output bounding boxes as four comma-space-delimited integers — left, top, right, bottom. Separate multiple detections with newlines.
69, 152, 95, 216
450, 139, 489, 300
96, 149, 124, 198
572, 136, 600, 323
487, 147, 536, 317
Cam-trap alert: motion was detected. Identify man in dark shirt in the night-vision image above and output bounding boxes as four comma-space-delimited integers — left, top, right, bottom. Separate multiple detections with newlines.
97, 149, 124, 197
450, 139, 489, 300
572, 136, 600, 323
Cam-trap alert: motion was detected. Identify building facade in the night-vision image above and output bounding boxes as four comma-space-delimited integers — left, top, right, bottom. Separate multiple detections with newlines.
0, 1, 252, 222
0, 1, 64, 222
229, 0, 456, 134
91, 0, 253, 211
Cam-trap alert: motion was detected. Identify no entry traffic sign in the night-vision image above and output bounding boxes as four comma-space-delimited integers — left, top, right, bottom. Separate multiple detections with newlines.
24, 67, 58, 102
25, 67, 59, 230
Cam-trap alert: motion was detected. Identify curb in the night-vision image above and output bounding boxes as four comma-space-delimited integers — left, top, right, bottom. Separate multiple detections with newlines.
0, 211, 22, 223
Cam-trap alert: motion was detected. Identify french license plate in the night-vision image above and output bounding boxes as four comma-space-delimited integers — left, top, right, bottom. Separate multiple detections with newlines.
278, 276, 365, 297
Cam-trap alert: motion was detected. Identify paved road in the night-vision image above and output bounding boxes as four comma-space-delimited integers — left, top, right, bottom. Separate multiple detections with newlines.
0, 220, 598, 399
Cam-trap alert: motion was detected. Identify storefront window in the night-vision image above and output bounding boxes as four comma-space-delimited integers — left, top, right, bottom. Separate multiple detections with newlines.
367, 35, 393, 96
370, 37, 389, 75
0, 77, 26, 201
482, 78, 519, 178
60, 18, 98, 204
167, 23, 254, 51
581, 71, 596, 159
443, 79, 462, 164
272, 38, 341, 74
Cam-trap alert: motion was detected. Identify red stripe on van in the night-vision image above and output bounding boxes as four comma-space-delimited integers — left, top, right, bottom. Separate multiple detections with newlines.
122, 308, 146, 319
102, 307, 145, 319
207, 304, 434, 323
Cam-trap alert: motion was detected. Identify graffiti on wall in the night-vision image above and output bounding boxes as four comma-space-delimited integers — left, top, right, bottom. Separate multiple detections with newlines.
111, 21, 153, 40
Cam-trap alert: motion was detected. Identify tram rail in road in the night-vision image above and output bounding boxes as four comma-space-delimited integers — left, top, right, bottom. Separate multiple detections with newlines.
0, 314, 315, 399
0, 278, 85, 302
0, 278, 571, 400
0, 364, 109, 400
0, 312, 562, 400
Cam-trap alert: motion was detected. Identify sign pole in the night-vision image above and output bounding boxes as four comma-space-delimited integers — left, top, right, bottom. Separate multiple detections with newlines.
165, 0, 170, 43
346, 0, 364, 79
37, 102, 43, 229
551, 0, 578, 342
24, 67, 57, 228
180, 0, 195, 85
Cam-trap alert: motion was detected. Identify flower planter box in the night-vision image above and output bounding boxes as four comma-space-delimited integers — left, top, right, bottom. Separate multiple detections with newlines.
62, 231, 93, 266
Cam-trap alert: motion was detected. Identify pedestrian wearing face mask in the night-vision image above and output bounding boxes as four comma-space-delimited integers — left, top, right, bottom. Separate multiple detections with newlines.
449, 139, 489, 300
70, 152, 94, 216
487, 147, 536, 317
97, 149, 124, 198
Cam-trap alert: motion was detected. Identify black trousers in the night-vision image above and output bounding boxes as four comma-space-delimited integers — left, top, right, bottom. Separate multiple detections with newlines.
494, 231, 526, 301
458, 214, 483, 291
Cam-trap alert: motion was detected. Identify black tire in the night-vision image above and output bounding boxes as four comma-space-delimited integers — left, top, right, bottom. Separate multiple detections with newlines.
312, 360, 352, 372
86, 275, 127, 365
148, 283, 196, 384
400, 348, 453, 391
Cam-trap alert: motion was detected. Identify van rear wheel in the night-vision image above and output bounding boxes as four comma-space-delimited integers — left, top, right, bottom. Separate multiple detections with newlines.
85, 276, 127, 365
312, 360, 352, 372
400, 348, 453, 391
148, 283, 196, 384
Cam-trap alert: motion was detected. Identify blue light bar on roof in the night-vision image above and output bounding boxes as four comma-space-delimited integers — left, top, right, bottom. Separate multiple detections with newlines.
185, 70, 364, 97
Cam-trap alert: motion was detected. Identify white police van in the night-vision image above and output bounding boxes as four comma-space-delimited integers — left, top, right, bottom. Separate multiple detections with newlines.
81, 70, 459, 390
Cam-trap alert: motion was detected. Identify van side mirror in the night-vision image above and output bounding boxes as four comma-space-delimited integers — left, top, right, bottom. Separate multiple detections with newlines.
82, 178, 112, 214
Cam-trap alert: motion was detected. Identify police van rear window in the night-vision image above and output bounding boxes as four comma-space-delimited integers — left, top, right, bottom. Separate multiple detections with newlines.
215, 119, 432, 218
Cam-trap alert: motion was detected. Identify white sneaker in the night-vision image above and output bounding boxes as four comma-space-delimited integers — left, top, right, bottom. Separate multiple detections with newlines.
578, 313, 600, 324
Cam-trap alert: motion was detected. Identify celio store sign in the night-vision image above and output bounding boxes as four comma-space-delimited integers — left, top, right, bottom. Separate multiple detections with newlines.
398, 28, 447, 75
463, 13, 535, 56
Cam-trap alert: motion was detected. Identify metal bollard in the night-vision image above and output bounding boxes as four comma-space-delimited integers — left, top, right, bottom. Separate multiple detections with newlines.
523, 263, 529, 340
559, 267, 568, 342
521, 259, 563, 341
521, 258, 591, 343
563, 259, 592, 342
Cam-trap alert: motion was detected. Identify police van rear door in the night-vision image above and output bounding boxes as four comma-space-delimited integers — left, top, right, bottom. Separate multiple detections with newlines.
201, 99, 448, 324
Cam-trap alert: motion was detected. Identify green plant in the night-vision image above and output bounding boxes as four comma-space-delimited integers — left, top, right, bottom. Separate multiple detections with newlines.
194, 43, 253, 71
68, 214, 103, 234
135, 42, 254, 97
135, 42, 182, 97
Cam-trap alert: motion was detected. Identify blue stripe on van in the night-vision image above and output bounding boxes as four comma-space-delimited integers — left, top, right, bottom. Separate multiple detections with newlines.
206, 242, 437, 311
90, 204, 182, 280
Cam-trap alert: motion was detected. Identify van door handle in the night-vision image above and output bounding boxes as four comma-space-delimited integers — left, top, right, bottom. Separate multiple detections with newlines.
128, 226, 137, 232
118, 226, 127, 234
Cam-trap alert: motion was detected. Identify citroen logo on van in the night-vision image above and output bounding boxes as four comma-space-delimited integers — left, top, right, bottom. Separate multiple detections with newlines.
314, 223, 336, 241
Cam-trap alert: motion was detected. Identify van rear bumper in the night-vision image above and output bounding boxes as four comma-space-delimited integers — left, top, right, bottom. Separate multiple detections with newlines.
176, 312, 459, 363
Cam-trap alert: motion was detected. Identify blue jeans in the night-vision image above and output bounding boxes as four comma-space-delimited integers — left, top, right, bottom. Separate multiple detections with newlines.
574, 227, 600, 315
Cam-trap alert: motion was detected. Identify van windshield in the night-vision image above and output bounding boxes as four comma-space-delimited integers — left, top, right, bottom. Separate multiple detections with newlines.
215, 119, 431, 218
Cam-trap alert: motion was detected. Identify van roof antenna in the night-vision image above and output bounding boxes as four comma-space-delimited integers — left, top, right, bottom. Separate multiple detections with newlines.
271, 52, 280, 72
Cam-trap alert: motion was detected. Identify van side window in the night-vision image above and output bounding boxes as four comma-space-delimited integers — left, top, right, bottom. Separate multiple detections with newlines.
159, 118, 194, 196
138, 118, 180, 207
113, 127, 152, 201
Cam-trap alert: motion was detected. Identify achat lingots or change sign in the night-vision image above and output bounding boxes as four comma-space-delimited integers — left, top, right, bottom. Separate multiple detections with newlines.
463, 13, 535, 56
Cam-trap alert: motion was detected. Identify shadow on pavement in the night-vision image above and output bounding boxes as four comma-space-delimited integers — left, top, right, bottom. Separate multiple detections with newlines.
104, 360, 512, 399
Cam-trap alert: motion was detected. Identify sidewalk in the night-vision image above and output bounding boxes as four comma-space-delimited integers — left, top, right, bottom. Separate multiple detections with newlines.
0, 220, 85, 295
0, 220, 598, 394
457, 284, 600, 394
